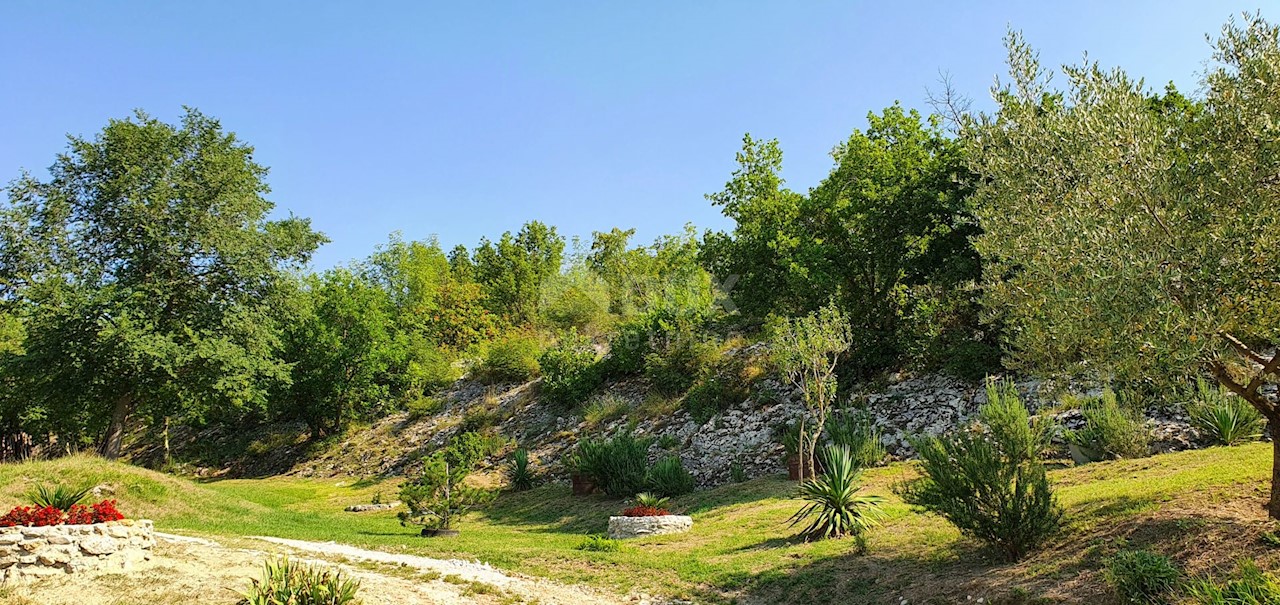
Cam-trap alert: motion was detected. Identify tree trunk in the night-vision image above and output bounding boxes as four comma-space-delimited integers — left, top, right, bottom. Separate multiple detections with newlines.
100, 392, 133, 460
163, 416, 171, 466
1271, 422, 1280, 520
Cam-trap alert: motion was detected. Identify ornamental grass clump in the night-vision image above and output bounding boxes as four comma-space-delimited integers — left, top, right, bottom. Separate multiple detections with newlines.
573, 430, 653, 497
899, 383, 1062, 562
242, 558, 362, 605
788, 444, 885, 548
1105, 549, 1180, 605
1188, 378, 1265, 446
1067, 390, 1150, 460
645, 456, 695, 497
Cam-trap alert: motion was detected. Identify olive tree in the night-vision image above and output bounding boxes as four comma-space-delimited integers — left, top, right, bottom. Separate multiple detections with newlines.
969, 16, 1280, 517
772, 302, 853, 482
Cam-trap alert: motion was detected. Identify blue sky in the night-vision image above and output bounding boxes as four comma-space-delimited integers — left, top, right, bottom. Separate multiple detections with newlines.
1, 2, 1272, 269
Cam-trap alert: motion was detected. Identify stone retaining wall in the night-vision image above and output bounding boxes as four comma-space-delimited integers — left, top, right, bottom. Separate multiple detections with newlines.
607, 515, 693, 540
0, 520, 154, 582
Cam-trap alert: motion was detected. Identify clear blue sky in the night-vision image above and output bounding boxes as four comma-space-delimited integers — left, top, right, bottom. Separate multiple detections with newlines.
2, 2, 1272, 269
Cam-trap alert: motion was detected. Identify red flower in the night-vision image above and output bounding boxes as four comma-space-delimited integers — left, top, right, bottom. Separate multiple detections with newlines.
0, 506, 33, 527
90, 500, 124, 523
29, 506, 65, 526
621, 505, 670, 517
65, 504, 95, 525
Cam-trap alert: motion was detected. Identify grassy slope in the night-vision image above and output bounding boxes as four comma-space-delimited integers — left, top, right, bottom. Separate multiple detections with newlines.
2, 445, 1277, 604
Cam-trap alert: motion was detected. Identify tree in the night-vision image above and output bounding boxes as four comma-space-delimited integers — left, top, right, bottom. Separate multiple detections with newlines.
0, 109, 324, 458
771, 303, 853, 482
968, 16, 1280, 517
472, 221, 565, 325
398, 432, 496, 531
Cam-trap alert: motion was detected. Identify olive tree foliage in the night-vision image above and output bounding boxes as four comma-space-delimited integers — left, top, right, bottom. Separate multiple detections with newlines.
771, 303, 854, 482
0, 109, 325, 458
967, 16, 1280, 517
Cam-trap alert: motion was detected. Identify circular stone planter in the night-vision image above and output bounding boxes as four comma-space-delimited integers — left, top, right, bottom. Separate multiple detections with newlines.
606, 515, 693, 540
420, 528, 460, 538
0, 519, 155, 583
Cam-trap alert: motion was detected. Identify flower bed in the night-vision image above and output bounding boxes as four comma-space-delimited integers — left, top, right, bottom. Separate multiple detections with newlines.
0, 500, 152, 582
607, 514, 693, 540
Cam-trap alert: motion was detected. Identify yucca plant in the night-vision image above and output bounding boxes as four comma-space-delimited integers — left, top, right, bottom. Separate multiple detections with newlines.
788, 444, 885, 547
1188, 378, 1265, 446
508, 448, 534, 491
242, 558, 362, 605
27, 483, 91, 511
634, 492, 671, 509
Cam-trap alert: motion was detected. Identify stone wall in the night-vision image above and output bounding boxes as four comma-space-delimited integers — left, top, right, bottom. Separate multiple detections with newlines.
607, 515, 693, 540
0, 520, 154, 582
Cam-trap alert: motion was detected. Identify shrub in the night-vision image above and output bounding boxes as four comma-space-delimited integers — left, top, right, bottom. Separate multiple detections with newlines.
644, 320, 720, 395
539, 330, 602, 408
242, 558, 361, 605
573, 431, 653, 497
1067, 390, 1150, 460
900, 394, 1062, 561
1106, 549, 1180, 604
599, 319, 651, 379
405, 396, 445, 422
826, 409, 887, 468
789, 445, 886, 546
684, 376, 735, 424
583, 394, 629, 426
0, 499, 124, 527
398, 434, 497, 531
730, 462, 747, 483
508, 448, 534, 491
1188, 378, 1264, 446
27, 483, 91, 511
576, 534, 622, 552
478, 333, 542, 383
646, 456, 695, 497
1186, 561, 1280, 605
539, 269, 611, 334
980, 380, 1055, 463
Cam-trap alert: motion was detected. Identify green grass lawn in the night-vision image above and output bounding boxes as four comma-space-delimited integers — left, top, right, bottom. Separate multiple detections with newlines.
0, 443, 1274, 604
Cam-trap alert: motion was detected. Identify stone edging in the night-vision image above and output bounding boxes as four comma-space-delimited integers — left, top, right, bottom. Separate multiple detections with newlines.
0, 519, 155, 582
607, 515, 693, 540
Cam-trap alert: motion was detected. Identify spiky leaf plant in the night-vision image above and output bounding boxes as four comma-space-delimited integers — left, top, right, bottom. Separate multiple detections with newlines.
788, 445, 885, 547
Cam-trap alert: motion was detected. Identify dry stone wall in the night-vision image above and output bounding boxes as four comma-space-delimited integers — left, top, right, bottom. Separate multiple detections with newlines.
0, 520, 154, 582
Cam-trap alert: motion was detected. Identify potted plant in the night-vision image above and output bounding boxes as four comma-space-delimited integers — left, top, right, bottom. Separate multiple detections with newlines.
398, 435, 495, 537
568, 439, 604, 496
780, 422, 820, 480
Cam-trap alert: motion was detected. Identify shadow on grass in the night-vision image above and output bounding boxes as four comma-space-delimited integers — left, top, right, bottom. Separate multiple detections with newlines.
732, 499, 1271, 605
479, 475, 794, 535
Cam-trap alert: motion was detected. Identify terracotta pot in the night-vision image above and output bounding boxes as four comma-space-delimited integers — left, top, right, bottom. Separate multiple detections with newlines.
421, 528, 460, 538
786, 455, 822, 480
571, 473, 598, 496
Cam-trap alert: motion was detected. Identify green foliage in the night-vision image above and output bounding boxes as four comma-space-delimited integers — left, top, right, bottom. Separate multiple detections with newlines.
572, 431, 653, 497
645, 456, 695, 497
1188, 378, 1264, 446
634, 492, 671, 509
1105, 549, 1180, 605
643, 320, 720, 396
825, 409, 887, 468
508, 448, 534, 491
478, 333, 542, 384
539, 267, 611, 334
1066, 391, 1150, 461
901, 392, 1063, 561
242, 558, 361, 605
472, 221, 565, 325
772, 302, 853, 481
398, 432, 497, 530
583, 394, 629, 427
729, 462, 747, 483
538, 330, 601, 408
980, 380, 1055, 463
576, 534, 622, 552
600, 320, 651, 379
1186, 561, 1280, 605
26, 483, 90, 510
405, 397, 445, 422
0, 109, 325, 457
788, 444, 886, 545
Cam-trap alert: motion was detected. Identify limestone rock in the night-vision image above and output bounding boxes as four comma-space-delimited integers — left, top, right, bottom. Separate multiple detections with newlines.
78, 536, 119, 555
607, 515, 693, 540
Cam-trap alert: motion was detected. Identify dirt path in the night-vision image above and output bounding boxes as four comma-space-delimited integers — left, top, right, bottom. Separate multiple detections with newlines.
0, 532, 639, 605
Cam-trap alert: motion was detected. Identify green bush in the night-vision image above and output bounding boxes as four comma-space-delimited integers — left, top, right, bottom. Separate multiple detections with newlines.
789, 444, 886, 546
576, 534, 622, 552
1106, 549, 1180, 604
1187, 561, 1280, 605
583, 394, 630, 426
405, 396, 445, 422
508, 448, 534, 491
478, 333, 542, 383
599, 320, 651, 379
980, 380, 1055, 463
1188, 378, 1264, 446
730, 462, 747, 483
684, 377, 736, 424
1067, 390, 1150, 460
900, 392, 1062, 561
398, 432, 498, 531
538, 331, 602, 408
573, 431, 653, 497
539, 268, 611, 334
242, 558, 361, 605
643, 320, 720, 395
646, 456, 695, 497
826, 409, 887, 468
